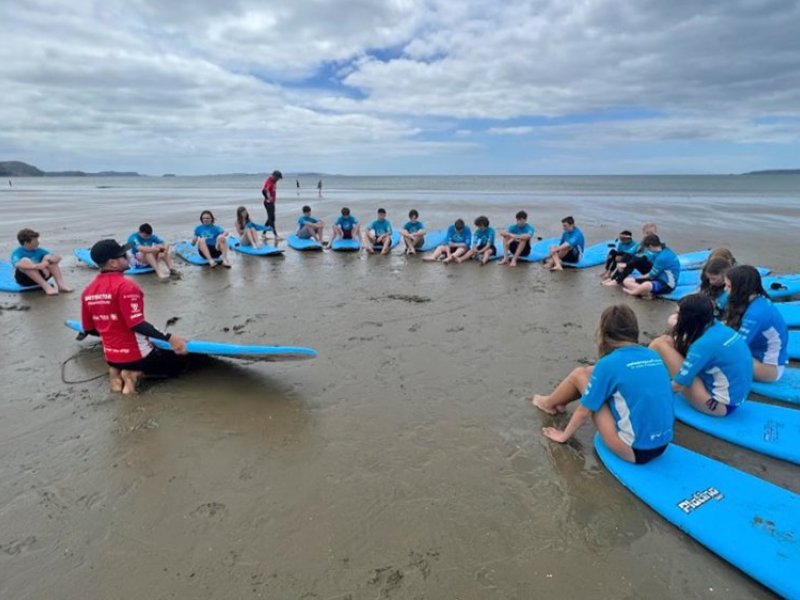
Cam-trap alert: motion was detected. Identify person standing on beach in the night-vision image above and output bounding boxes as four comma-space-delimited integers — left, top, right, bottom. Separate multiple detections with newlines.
81, 239, 188, 394
262, 170, 283, 240
317, 179, 323, 197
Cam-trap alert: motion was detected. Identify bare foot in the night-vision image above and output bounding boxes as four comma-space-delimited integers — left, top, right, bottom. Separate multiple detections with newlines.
498, 259, 508, 266
109, 368, 123, 393
550, 265, 563, 271
208, 260, 217, 268
602, 279, 618, 287
43, 286, 58, 296
58, 286, 74, 293
422, 256, 436, 262
509, 260, 517, 267
120, 370, 141, 395
222, 262, 232, 268
532, 394, 565, 415
622, 287, 636, 296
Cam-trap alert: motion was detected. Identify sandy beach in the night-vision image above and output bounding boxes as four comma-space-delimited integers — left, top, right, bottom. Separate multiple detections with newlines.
1, 176, 798, 599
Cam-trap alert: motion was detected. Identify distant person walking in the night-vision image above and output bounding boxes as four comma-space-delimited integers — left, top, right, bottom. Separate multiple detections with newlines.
317, 179, 323, 197
296, 179, 300, 195
262, 170, 283, 240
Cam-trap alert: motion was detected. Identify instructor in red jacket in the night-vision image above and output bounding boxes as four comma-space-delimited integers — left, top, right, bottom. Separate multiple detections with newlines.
262, 169, 283, 240
81, 239, 188, 394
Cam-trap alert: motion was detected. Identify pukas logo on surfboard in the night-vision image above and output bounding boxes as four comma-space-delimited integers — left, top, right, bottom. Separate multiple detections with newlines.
677, 487, 724, 514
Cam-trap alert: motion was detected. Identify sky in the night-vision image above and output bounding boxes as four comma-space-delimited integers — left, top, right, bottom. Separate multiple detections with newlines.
1, 0, 799, 175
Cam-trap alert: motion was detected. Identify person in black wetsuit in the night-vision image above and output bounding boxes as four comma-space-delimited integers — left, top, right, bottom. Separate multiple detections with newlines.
603, 222, 658, 287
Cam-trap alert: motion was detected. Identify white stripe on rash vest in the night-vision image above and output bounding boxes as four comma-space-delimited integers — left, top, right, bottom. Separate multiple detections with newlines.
762, 326, 782, 366
706, 366, 731, 405
612, 391, 635, 446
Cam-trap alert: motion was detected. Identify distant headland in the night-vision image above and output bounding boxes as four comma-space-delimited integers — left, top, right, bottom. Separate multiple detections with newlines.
742, 169, 800, 175
0, 160, 140, 177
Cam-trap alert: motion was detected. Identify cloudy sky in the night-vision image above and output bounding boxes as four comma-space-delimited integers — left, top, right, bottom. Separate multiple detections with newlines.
1, 0, 799, 175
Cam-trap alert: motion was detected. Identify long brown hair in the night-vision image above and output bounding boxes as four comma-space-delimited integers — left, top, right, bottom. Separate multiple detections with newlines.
596, 304, 640, 357
699, 257, 732, 299
236, 206, 250, 230
672, 294, 715, 357
724, 265, 767, 330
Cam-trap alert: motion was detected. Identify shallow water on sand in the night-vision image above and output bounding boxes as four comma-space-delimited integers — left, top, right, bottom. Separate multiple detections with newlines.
1, 176, 798, 599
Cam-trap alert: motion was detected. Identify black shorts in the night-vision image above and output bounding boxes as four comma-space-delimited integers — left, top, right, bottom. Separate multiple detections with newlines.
509, 240, 531, 257
633, 444, 668, 465
476, 244, 497, 256
342, 229, 353, 240
563, 247, 581, 263
107, 347, 188, 378
14, 268, 48, 287
207, 245, 222, 258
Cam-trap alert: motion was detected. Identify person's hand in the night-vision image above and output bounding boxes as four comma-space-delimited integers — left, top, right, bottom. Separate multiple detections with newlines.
671, 381, 682, 393
169, 335, 189, 355
542, 427, 570, 443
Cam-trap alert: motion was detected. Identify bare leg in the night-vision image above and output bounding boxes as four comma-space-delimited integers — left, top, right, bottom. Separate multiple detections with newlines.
532, 366, 593, 414
45, 258, 73, 292
197, 238, 216, 267
18, 267, 57, 295
160, 245, 178, 274
217, 237, 231, 267
622, 278, 652, 297
498, 234, 511, 265
593, 404, 636, 463
109, 367, 123, 393
120, 370, 141, 395
753, 359, 779, 382
143, 252, 167, 279
423, 245, 446, 261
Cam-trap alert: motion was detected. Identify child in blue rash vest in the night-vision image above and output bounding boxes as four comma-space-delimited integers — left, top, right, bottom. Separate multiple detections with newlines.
365, 208, 393, 255
650, 294, 753, 417
234, 206, 269, 249
127, 222, 178, 279
400, 209, 426, 254
193, 210, 231, 267
622, 234, 680, 298
330, 207, 360, 245
605, 222, 658, 286
498, 210, 534, 267
545, 215, 585, 271
601, 230, 637, 282
424, 219, 471, 263
296, 205, 325, 245
724, 265, 789, 382
533, 304, 674, 464
456, 216, 496, 265
11, 228, 72, 295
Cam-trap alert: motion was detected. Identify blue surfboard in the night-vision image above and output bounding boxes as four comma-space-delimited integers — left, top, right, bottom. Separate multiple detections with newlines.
776, 301, 800, 327
662, 273, 800, 303
676, 266, 770, 287
762, 273, 800, 300
74, 248, 155, 275
65, 319, 317, 362
789, 330, 800, 360
287, 235, 323, 251
495, 237, 559, 263
0, 260, 48, 293
416, 229, 448, 252
330, 238, 361, 252
563, 240, 615, 268
368, 230, 401, 252
751, 367, 800, 405
673, 394, 800, 464
677, 249, 711, 270
227, 235, 283, 256
594, 434, 800, 599
174, 241, 224, 266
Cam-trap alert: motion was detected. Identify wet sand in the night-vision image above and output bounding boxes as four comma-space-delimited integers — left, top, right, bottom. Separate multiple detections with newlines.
1, 181, 798, 599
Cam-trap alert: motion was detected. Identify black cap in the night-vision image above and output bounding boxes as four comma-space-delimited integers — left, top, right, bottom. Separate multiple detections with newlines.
90, 239, 132, 265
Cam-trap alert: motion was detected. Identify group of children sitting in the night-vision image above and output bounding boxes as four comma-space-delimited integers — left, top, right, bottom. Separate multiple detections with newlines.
286, 206, 591, 268
533, 253, 789, 465
7, 214, 793, 471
